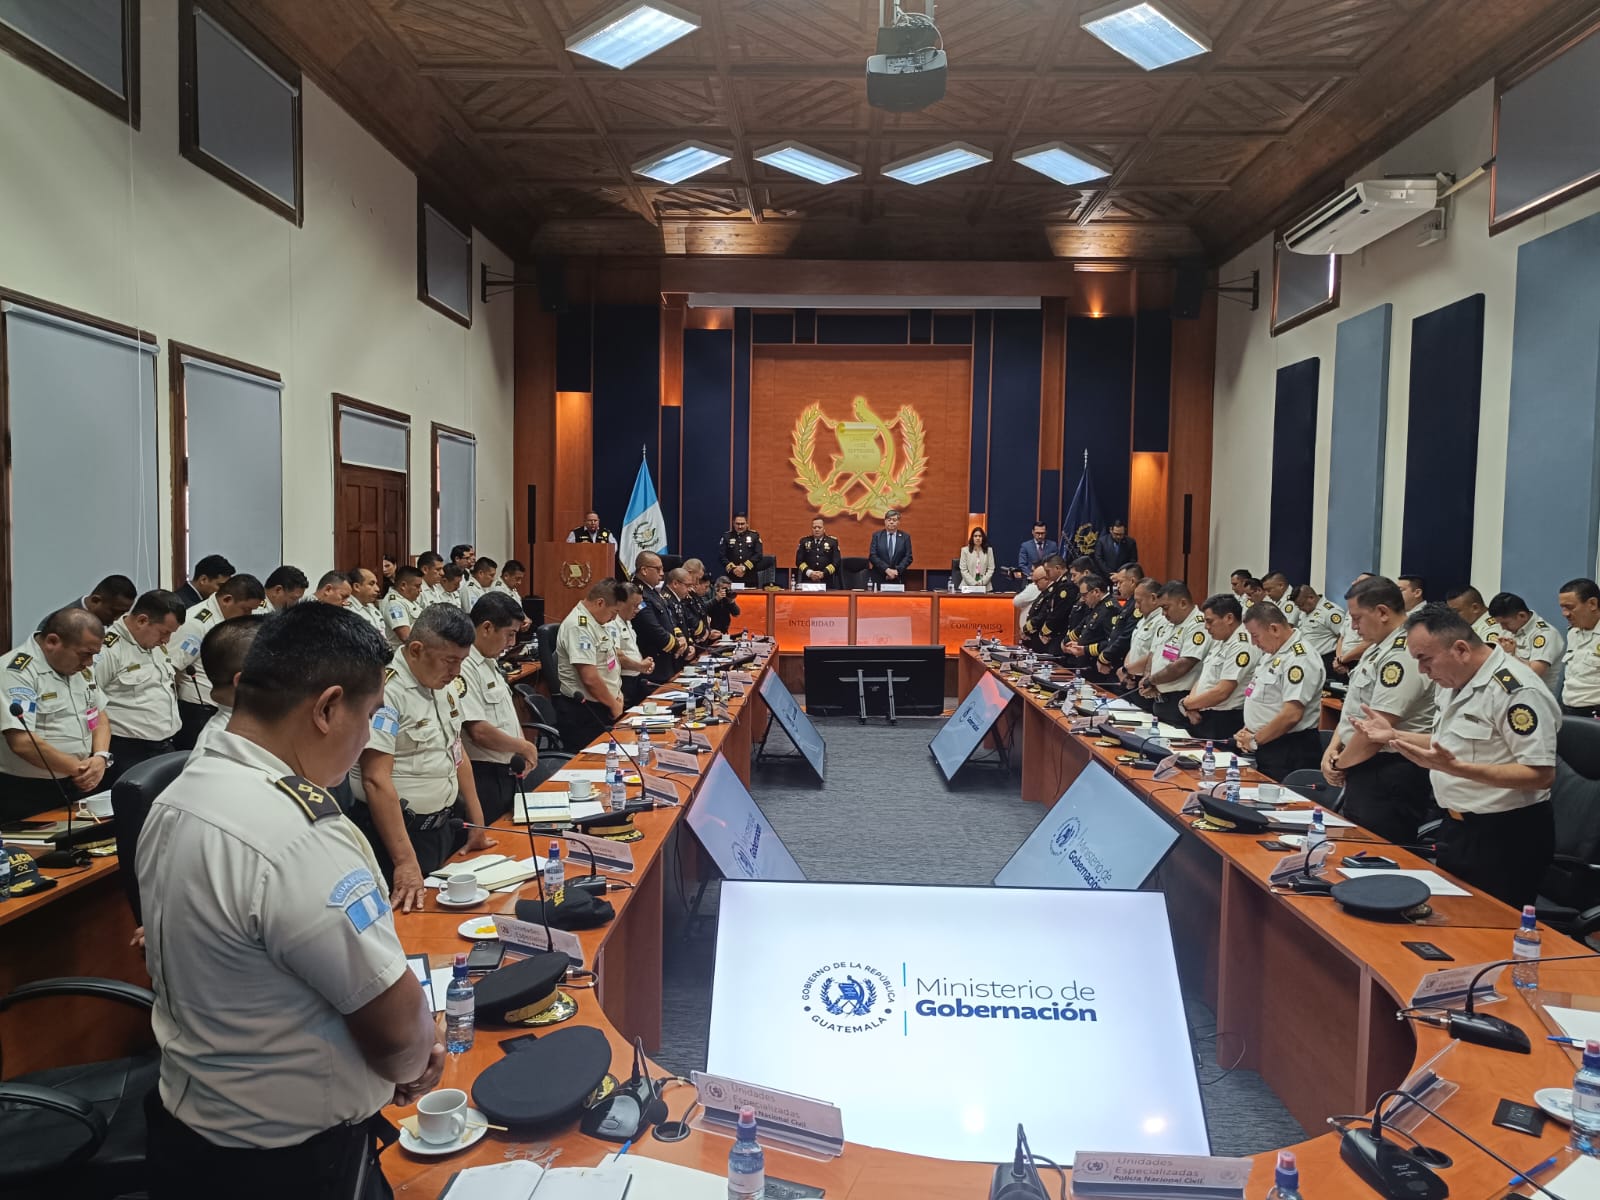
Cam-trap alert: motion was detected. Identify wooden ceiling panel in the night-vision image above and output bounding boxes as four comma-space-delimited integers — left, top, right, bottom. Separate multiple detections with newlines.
225, 0, 1597, 262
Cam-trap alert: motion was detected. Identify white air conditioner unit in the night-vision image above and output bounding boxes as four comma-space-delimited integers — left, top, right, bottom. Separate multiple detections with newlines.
1283, 178, 1439, 255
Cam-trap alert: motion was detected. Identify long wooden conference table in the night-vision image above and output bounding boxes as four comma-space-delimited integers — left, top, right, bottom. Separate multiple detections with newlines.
3, 640, 1598, 1197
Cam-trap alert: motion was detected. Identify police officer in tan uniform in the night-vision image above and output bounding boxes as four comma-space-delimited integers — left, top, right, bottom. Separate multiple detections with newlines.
137, 603, 442, 1199
0, 607, 110, 820
1559, 577, 1600, 718
459, 592, 539, 824
1324, 577, 1438, 844
555, 578, 627, 750
381, 566, 426, 648
170, 573, 266, 749
349, 604, 494, 912
1141, 581, 1210, 726
1487, 591, 1563, 686
1353, 603, 1559, 908
93, 590, 187, 785
1446, 585, 1498, 642
1238, 601, 1325, 780
1176, 593, 1258, 743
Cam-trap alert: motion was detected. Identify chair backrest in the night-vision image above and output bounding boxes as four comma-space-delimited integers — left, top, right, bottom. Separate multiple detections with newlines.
110, 751, 190, 923
841, 556, 869, 589
514, 681, 560, 731
536, 622, 561, 694
659, 554, 684, 573
1559, 716, 1600, 779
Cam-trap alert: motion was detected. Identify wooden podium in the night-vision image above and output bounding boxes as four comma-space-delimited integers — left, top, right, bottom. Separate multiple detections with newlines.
532, 541, 618, 622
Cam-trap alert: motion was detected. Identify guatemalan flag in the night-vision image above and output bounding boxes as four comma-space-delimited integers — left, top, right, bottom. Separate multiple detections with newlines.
619, 448, 667, 577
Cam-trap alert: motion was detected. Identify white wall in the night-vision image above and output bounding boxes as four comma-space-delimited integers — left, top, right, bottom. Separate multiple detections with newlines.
1210, 81, 1600, 597
0, 0, 516, 589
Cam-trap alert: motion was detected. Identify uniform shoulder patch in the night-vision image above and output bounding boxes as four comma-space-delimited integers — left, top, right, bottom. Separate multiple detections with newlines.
1330, 612, 1343, 624
195, 609, 213, 623
1192, 630, 1206, 646
1287, 665, 1305, 684
1533, 635, 1547, 649
274, 775, 341, 822
7, 652, 30, 671
103, 631, 120, 646
1380, 661, 1404, 687
1493, 668, 1521, 693
1508, 703, 1539, 737
452, 676, 467, 697
1235, 651, 1251, 668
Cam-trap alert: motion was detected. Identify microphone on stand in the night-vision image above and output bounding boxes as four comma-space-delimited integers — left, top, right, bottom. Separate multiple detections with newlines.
988, 1124, 1048, 1200
1401, 950, 1600, 1053
11, 700, 84, 869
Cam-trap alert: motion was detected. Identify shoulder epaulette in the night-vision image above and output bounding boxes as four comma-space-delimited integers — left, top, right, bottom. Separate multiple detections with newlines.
274, 775, 341, 823
8, 652, 30, 670
577, 614, 588, 625
1493, 668, 1521, 693
80, 668, 93, 681
383, 666, 398, 684
196, 609, 213, 623
1392, 634, 1407, 649
103, 631, 120, 647
1292, 642, 1306, 655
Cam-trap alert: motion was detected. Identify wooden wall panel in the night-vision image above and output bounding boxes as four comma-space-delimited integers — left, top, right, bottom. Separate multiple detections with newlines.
1039, 297, 1066, 473
554, 391, 595, 537
514, 299, 557, 558
1129, 451, 1169, 580
1169, 292, 1217, 593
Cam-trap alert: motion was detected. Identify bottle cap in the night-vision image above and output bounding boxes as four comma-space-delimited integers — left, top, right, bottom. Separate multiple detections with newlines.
737, 1105, 758, 1134
1274, 1151, 1297, 1187
548, 841, 560, 857
1586, 1039, 1600, 1068
453, 951, 468, 975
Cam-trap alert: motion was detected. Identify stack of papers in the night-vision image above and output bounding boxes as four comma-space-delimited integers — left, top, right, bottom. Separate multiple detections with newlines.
1262, 808, 1354, 827
426, 855, 546, 891
439, 1160, 636, 1199
513, 794, 607, 824
1542, 1005, 1600, 1045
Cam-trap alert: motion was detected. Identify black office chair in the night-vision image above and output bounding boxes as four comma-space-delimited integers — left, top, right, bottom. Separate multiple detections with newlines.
109, 751, 189, 924
0, 977, 157, 1200
659, 554, 685, 574
535, 622, 561, 697
512, 682, 565, 753
841, 556, 870, 590
1534, 718, 1600, 941
756, 554, 777, 588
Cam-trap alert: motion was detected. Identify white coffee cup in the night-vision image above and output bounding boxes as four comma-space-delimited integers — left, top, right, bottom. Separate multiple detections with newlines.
568, 778, 594, 800
76, 794, 113, 820
416, 1088, 468, 1145
642, 701, 662, 715
1258, 782, 1282, 805
444, 872, 478, 902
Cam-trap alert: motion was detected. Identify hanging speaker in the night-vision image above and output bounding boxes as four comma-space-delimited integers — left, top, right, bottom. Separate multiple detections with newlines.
1173, 262, 1205, 320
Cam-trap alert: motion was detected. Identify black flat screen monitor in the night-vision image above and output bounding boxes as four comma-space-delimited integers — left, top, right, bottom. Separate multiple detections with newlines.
802, 645, 945, 717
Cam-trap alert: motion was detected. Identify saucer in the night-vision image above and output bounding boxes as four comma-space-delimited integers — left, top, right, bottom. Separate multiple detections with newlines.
435, 887, 490, 907
398, 1106, 490, 1156
457, 917, 501, 940
1536, 1087, 1574, 1124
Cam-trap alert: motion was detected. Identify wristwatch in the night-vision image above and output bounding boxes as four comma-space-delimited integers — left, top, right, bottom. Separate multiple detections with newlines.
93, 750, 114, 766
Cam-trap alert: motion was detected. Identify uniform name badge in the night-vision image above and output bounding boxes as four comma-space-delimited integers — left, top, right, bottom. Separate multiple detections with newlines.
450, 737, 464, 767
85, 705, 100, 730
1161, 643, 1180, 661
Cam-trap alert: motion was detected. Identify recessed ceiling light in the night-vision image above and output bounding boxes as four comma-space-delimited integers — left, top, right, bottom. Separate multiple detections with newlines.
1080, 1, 1210, 71
565, 0, 700, 69
632, 140, 732, 184
754, 141, 861, 185
1013, 142, 1111, 186
881, 142, 992, 185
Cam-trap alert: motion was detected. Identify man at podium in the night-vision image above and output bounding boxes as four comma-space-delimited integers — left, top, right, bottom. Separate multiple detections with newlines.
567, 511, 614, 543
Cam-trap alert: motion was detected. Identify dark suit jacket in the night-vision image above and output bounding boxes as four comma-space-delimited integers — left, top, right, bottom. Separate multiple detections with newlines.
1018, 539, 1058, 575
1093, 533, 1138, 576
868, 529, 913, 582
174, 582, 202, 611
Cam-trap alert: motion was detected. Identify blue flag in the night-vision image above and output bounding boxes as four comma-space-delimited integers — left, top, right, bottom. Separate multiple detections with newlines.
619, 449, 667, 576
1061, 451, 1104, 561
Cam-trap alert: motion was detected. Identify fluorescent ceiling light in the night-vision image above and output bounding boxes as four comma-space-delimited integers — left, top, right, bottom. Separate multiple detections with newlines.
632, 140, 732, 184
882, 142, 992, 185
1013, 142, 1111, 186
565, 0, 700, 69
755, 141, 861, 185
1080, 1, 1210, 70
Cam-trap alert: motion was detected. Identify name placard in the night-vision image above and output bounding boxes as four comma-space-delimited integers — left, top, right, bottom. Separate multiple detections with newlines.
490, 914, 584, 965
1411, 961, 1507, 1010
561, 830, 634, 873
692, 1070, 844, 1160
640, 770, 680, 807
653, 747, 701, 775
1070, 1151, 1252, 1199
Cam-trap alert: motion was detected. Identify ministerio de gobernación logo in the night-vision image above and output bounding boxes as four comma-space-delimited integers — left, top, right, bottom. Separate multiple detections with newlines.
800, 961, 897, 1033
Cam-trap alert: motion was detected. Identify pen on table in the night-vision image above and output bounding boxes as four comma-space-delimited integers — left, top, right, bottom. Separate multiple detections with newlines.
1548, 1035, 1588, 1046
616, 1138, 632, 1156
1506, 1154, 1559, 1188
618, 1178, 632, 1200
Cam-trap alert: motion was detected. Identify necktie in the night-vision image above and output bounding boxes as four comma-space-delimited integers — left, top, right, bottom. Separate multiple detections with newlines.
889, 533, 896, 555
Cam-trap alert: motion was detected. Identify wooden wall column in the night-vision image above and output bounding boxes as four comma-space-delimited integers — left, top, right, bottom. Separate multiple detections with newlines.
1169, 291, 1217, 592
513, 294, 557, 557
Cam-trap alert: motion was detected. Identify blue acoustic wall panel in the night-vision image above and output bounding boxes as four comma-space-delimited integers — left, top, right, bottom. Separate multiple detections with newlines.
1325, 304, 1392, 592
987, 309, 1044, 556
682, 328, 734, 563
817, 312, 910, 344
752, 313, 794, 344
935, 313, 975, 345
1401, 294, 1485, 595
1269, 358, 1319, 587
909, 309, 932, 343
1131, 310, 1172, 454
1502, 211, 1600, 606
732, 308, 751, 516
659, 405, 681, 553
969, 311, 993, 515
590, 306, 660, 536
1064, 316, 1134, 527
555, 308, 592, 393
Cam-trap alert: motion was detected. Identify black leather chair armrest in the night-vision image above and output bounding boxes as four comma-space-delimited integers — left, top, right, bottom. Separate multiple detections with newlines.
0, 977, 155, 1014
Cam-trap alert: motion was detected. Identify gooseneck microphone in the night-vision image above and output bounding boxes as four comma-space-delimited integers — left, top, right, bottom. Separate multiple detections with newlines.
11, 700, 83, 869
989, 1124, 1048, 1200
1401, 950, 1600, 1053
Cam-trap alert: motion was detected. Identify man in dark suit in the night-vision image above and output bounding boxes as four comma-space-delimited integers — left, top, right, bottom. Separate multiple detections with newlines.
1093, 518, 1138, 577
1017, 521, 1058, 578
868, 509, 913, 586
174, 554, 234, 613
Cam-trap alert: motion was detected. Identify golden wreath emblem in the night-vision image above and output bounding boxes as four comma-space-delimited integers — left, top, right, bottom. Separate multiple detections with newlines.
560, 560, 593, 590
790, 396, 928, 519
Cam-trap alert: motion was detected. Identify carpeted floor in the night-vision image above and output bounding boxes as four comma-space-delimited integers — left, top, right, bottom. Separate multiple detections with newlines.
656, 704, 1307, 1159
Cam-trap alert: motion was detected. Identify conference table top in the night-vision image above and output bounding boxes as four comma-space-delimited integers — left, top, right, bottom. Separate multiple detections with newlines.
9, 638, 1597, 1197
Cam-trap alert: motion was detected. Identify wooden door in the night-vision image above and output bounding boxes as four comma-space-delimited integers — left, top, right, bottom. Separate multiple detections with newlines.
337, 464, 407, 574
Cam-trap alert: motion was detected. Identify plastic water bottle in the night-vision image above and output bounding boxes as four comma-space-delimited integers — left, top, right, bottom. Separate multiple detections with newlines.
605, 740, 619, 781
1265, 1151, 1302, 1200
1201, 742, 1216, 781
1513, 905, 1542, 991
727, 1106, 766, 1199
445, 952, 475, 1053
638, 725, 654, 768
608, 765, 626, 812
1571, 1039, 1600, 1155
1224, 755, 1240, 802
0, 838, 11, 900
1305, 809, 1328, 862
544, 841, 565, 905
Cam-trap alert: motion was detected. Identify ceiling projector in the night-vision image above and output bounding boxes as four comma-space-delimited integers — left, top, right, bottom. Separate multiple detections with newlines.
867, 4, 946, 112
